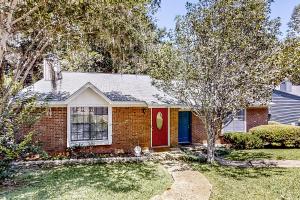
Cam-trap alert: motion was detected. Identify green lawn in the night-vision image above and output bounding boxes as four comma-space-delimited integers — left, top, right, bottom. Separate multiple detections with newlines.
0, 162, 172, 200
218, 149, 300, 161
191, 163, 300, 200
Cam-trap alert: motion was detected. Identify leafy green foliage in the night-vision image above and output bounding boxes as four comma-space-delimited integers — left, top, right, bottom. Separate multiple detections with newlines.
275, 3, 300, 84
225, 124, 300, 149
288, 4, 300, 38
224, 132, 264, 149
56, 0, 162, 74
0, 80, 46, 181
250, 124, 300, 148
4, 0, 161, 75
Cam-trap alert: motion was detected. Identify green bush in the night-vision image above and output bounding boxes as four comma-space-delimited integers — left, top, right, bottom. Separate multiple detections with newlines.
250, 125, 300, 148
224, 132, 264, 149
0, 132, 48, 181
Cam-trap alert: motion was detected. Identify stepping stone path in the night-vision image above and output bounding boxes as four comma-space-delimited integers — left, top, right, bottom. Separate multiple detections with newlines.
151, 160, 212, 200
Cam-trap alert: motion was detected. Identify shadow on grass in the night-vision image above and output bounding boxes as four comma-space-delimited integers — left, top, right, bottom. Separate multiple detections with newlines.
216, 149, 273, 161
180, 150, 287, 181
188, 157, 288, 182
2, 163, 160, 199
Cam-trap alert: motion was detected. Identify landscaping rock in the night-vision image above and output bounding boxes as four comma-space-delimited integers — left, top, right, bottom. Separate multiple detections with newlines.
11, 155, 165, 170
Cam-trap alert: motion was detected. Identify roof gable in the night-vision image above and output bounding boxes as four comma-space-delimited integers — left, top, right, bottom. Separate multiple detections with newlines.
66, 82, 111, 106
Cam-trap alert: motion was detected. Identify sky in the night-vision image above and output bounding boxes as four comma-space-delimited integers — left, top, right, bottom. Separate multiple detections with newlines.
155, 0, 300, 38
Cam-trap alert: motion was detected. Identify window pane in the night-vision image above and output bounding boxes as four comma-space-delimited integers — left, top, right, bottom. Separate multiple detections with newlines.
91, 131, 97, 140
236, 110, 245, 120
71, 106, 109, 141
95, 107, 108, 115
77, 124, 84, 140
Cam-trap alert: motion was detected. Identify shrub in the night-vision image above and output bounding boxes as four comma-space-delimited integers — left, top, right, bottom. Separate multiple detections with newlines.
250, 125, 300, 148
224, 132, 264, 149
0, 83, 46, 183
0, 132, 47, 182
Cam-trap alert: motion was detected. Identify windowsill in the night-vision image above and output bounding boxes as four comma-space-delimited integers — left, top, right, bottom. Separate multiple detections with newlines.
69, 140, 111, 147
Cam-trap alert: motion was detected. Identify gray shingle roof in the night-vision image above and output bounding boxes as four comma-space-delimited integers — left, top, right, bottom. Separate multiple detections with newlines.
27, 72, 180, 106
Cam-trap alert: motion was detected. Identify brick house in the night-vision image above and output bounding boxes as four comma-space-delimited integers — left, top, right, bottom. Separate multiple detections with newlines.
26, 71, 268, 154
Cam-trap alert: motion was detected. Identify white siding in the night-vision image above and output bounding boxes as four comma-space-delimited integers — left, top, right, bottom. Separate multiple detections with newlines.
271, 90, 300, 125
68, 88, 109, 106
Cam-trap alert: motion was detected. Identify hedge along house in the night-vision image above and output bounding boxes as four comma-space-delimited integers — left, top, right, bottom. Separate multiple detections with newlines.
25, 68, 269, 154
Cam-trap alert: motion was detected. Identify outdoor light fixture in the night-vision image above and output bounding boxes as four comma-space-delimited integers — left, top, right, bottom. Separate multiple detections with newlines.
142, 108, 147, 114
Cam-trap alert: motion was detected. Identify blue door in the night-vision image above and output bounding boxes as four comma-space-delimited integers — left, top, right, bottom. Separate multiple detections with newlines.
178, 111, 191, 144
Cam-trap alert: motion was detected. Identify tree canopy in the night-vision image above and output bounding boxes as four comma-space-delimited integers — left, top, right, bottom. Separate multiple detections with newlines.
1, 0, 162, 82
276, 3, 300, 84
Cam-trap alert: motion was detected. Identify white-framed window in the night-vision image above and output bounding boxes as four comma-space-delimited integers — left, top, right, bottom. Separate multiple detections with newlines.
67, 105, 112, 147
223, 109, 246, 133
70, 107, 108, 141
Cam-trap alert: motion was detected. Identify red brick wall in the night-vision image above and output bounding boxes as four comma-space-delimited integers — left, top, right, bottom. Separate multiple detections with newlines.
32, 107, 67, 153
110, 107, 151, 152
191, 113, 207, 144
246, 107, 268, 131
170, 108, 179, 147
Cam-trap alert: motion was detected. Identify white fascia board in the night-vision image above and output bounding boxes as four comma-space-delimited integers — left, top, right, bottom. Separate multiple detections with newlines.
35, 101, 67, 107
110, 101, 147, 107
147, 104, 187, 109
41, 100, 187, 109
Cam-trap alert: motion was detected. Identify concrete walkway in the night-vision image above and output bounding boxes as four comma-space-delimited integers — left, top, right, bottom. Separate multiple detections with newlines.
151, 160, 212, 200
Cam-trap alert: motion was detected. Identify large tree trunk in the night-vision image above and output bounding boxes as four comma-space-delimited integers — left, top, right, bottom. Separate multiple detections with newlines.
203, 113, 220, 164
206, 126, 216, 163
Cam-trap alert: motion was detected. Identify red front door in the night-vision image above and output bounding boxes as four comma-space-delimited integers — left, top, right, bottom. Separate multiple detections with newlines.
152, 108, 169, 147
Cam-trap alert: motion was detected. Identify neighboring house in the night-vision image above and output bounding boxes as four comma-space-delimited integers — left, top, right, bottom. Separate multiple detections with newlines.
270, 80, 300, 125
25, 68, 268, 154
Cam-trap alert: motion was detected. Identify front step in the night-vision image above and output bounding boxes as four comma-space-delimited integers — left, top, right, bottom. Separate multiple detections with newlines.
151, 147, 171, 152
180, 144, 206, 151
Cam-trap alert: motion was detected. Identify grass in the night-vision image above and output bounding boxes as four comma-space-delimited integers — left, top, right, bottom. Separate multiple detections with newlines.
217, 149, 300, 161
0, 162, 172, 200
191, 163, 300, 200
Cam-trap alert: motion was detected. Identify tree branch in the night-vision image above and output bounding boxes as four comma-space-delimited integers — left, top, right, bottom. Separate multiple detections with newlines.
11, 4, 40, 25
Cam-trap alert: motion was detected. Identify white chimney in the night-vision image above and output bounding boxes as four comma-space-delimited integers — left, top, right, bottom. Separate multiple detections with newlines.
43, 59, 52, 81
280, 78, 292, 93
43, 56, 62, 81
